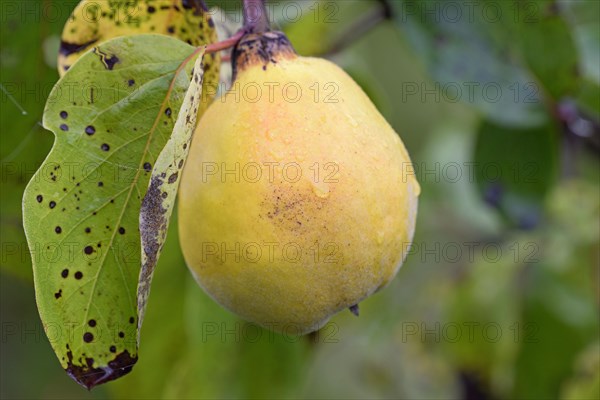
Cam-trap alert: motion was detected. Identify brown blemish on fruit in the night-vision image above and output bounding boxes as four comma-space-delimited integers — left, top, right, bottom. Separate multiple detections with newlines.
263, 185, 324, 233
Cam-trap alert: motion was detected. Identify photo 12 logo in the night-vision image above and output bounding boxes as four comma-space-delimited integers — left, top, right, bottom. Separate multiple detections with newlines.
200, 241, 343, 264
400, 321, 540, 343
199, 161, 340, 184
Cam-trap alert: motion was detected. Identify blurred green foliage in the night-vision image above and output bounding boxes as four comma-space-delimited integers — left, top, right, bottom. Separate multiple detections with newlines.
1, 0, 598, 399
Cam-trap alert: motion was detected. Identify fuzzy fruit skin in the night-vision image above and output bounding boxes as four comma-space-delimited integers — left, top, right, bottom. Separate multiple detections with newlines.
178, 54, 420, 334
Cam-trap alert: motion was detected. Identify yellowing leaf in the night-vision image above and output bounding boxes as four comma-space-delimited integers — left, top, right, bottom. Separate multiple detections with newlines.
58, 0, 219, 94
138, 47, 206, 336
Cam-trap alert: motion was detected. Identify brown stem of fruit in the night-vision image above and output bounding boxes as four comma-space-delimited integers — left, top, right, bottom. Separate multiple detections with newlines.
242, 0, 271, 33
205, 29, 247, 54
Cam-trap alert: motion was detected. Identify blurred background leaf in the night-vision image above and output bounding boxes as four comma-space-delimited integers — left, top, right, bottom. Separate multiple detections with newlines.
474, 119, 559, 229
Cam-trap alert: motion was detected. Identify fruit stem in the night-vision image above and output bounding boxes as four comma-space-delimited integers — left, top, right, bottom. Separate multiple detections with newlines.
242, 0, 271, 33
205, 29, 247, 54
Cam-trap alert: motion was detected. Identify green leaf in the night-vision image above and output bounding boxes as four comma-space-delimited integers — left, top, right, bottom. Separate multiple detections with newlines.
473, 119, 559, 228
22, 34, 197, 389
138, 48, 205, 335
513, 262, 596, 399
561, 0, 600, 118
390, 0, 547, 127
515, 0, 580, 100
561, 0, 600, 84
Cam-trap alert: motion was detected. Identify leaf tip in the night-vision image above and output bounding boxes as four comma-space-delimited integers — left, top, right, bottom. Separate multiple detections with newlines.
65, 350, 137, 390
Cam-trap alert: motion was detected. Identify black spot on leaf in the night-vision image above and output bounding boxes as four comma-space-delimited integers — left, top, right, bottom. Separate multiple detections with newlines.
119, 227, 126, 235
88, 319, 96, 327
143, 162, 152, 172
49, 201, 56, 209
60, 124, 69, 131
59, 39, 98, 56
36, 195, 43, 203
101, 143, 110, 151
60, 111, 68, 119
55, 226, 62, 234
84, 246, 93, 255
75, 271, 83, 279
61, 269, 69, 278
85, 125, 95, 135
104, 55, 120, 70
83, 332, 94, 342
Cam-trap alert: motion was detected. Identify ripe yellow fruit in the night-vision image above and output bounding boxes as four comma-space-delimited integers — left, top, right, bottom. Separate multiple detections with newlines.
178, 32, 420, 334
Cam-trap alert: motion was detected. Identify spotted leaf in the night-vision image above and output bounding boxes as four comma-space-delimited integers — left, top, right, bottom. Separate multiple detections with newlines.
58, 0, 219, 102
138, 48, 205, 337
23, 34, 200, 389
